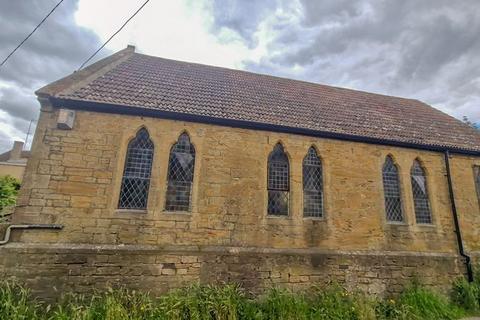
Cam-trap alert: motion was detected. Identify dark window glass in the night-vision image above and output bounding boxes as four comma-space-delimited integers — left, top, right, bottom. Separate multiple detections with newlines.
474, 166, 480, 206
411, 160, 432, 224
303, 147, 323, 217
165, 133, 195, 211
118, 128, 154, 209
382, 156, 403, 222
267, 143, 289, 215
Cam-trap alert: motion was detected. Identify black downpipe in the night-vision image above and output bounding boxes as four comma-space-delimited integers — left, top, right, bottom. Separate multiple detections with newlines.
444, 150, 474, 282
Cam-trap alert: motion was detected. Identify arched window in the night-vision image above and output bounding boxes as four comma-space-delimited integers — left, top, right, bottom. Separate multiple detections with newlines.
118, 128, 154, 209
303, 147, 323, 217
165, 133, 195, 211
411, 159, 432, 224
267, 143, 289, 215
382, 156, 403, 222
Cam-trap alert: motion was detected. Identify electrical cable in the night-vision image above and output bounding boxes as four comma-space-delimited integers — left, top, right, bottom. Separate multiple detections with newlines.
78, 0, 150, 70
0, 0, 64, 68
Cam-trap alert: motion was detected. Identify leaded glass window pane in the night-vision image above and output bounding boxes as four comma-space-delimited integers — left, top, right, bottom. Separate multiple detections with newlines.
165, 133, 195, 211
268, 143, 289, 215
411, 160, 432, 224
303, 147, 323, 217
118, 128, 154, 209
382, 156, 403, 222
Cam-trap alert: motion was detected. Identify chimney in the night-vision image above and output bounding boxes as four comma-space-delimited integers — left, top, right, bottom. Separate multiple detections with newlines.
9, 141, 24, 161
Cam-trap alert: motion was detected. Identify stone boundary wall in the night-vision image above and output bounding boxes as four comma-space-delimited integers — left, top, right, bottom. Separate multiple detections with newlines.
0, 243, 465, 301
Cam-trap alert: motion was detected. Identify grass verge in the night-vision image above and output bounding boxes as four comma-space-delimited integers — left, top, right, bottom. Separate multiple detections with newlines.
1, 279, 479, 320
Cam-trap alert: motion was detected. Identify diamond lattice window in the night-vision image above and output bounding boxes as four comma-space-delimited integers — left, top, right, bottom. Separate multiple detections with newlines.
165, 133, 195, 211
303, 147, 323, 218
382, 156, 403, 222
267, 143, 289, 216
118, 128, 154, 210
474, 166, 480, 206
411, 159, 432, 224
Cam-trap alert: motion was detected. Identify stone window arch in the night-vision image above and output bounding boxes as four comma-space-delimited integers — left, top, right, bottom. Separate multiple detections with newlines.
165, 132, 195, 211
267, 143, 289, 215
411, 159, 432, 224
118, 128, 154, 209
303, 146, 323, 217
382, 155, 403, 222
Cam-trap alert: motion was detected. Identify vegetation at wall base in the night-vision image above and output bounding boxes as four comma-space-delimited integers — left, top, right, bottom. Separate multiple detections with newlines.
452, 268, 480, 313
1, 278, 479, 320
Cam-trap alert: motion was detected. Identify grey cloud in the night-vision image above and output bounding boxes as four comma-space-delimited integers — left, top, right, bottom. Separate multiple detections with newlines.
396, 13, 480, 82
0, 130, 14, 153
300, 0, 364, 27
0, 0, 108, 152
0, 0, 107, 88
0, 87, 38, 122
210, 0, 280, 48
212, 0, 480, 124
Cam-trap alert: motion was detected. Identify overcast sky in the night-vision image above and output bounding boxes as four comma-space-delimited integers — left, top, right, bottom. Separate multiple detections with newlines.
0, 0, 479, 153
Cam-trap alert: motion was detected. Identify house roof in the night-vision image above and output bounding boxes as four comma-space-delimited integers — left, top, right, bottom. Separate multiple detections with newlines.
38, 46, 480, 155
0, 150, 30, 162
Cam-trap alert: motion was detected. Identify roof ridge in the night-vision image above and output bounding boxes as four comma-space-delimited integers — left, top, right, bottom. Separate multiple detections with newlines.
36, 46, 136, 98
134, 52, 421, 105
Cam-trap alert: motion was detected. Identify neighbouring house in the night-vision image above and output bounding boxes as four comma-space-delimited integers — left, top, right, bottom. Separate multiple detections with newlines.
1, 45, 479, 300
0, 141, 30, 181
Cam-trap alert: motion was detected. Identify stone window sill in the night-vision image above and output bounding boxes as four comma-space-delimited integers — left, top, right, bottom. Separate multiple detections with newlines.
116, 209, 148, 214
162, 210, 192, 215
303, 216, 326, 222
266, 214, 291, 219
386, 221, 408, 226
416, 223, 436, 228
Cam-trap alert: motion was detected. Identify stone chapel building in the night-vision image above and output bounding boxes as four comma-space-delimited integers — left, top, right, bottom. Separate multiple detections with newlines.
1, 45, 479, 299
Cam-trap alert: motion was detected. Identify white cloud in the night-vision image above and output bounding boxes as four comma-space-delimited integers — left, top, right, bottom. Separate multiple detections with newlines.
0, 0, 478, 153
75, 0, 252, 68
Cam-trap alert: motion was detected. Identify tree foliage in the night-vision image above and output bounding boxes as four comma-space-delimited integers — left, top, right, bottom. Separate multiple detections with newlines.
463, 116, 479, 130
0, 175, 20, 212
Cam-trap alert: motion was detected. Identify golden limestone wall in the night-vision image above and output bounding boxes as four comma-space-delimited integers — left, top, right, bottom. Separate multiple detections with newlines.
449, 155, 480, 255
1, 103, 479, 298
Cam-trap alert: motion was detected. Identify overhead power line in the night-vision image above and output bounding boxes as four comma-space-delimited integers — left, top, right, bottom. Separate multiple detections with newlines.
0, 0, 64, 68
78, 0, 150, 70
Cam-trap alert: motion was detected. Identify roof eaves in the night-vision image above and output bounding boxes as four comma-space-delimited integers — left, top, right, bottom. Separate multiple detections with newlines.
49, 97, 480, 156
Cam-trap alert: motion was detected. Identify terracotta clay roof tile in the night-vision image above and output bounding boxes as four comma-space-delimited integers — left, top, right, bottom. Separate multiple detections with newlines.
54, 52, 479, 153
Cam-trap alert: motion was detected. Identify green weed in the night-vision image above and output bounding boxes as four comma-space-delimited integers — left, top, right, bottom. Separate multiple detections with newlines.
0, 279, 476, 320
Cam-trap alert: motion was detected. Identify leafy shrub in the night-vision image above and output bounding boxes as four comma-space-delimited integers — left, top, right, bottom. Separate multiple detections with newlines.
0, 175, 20, 212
